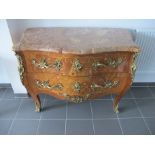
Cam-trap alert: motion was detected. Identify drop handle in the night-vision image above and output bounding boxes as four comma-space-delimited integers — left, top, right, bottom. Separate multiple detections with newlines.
92, 58, 123, 69
32, 58, 62, 70
91, 81, 119, 91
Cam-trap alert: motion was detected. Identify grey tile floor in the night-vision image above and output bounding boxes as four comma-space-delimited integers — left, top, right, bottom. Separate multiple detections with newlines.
0, 85, 155, 135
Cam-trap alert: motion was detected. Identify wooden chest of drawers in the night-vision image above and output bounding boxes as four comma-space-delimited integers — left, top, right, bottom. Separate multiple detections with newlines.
13, 28, 140, 113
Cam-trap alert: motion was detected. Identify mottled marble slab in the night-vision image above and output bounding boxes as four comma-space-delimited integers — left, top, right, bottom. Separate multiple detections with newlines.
13, 28, 140, 54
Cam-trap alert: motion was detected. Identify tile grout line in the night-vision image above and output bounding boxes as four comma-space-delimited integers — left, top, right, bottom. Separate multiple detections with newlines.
7, 99, 23, 134
64, 102, 68, 135
0, 87, 12, 88
116, 114, 124, 135
132, 98, 152, 135
14, 97, 30, 99
130, 89, 152, 135
36, 95, 46, 135
134, 100, 152, 135
141, 117, 152, 135
1, 96, 155, 101
1, 116, 155, 121
111, 95, 124, 135
131, 86, 155, 100
135, 103, 152, 134
1, 88, 8, 99
90, 101, 95, 135
147, 87, 155, 98
146, 86, 154, 98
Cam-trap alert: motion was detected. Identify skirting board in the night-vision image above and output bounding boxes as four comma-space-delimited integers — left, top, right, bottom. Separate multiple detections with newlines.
0, 83, 11, 87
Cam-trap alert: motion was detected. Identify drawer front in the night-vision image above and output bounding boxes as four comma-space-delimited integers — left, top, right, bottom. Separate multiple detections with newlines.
27, 73, 130, 100
23, 51, 131, 76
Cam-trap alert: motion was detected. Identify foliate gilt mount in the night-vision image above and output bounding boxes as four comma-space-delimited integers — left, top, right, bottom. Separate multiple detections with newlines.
72, 58, 83, 72
62, 93, 91, 103
91, 80, 119, 91
32, 58, 62, 71
35, 80, 63, 90
92, 58, 123, 70
16, 54, 24, 83
131, 53, 139, 82
73, 82, 81, 92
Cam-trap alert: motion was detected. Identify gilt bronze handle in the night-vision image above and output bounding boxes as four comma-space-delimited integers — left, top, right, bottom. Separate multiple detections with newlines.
92, 62, 106, 69
72, 59, 83, 72
91, 81, 119, 91
73, 82, 81, 92
92, 58, 123, 69
32, 58, 62, 70
35, 80, 63, 90
32, 58, 52, 69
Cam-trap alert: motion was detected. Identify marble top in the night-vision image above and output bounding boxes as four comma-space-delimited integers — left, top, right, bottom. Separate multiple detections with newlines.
13, 28, 140, 54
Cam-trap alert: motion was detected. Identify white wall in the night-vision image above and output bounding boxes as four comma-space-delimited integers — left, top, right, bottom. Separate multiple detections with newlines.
0, 20, 10, 83
0, 19, 26, 93
7, 19, 155, 44
1, 19, 155, 93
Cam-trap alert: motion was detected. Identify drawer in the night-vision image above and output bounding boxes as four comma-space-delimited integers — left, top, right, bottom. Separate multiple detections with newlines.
90, 53, 131, 74
23, 51, 132, 76
26, 73, 130, 100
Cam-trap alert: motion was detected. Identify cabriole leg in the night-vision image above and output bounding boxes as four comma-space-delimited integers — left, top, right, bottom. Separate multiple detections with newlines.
27, 90, 41, 112
113, 88, 130, 113
35, 99, 41, 112
113, 90, 128, 113
33, 95, 41, 112
113, 94, 122, 114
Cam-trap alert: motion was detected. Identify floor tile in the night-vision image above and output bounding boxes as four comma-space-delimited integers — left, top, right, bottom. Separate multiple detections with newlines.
41, 99, 66, 119
15, 99, 41, 119
67, 101, 92, 119
9, 120, 39, 135
14, 94, 29, 98
66, 120, 94, 135
22, 93, 46, 102
149, 87, 155, 97
37, 120, 65, 135
0, 120, 12, 135
131, 87, 153, 98
120, 118, 150, 135
122, 89, 134, 99
0, 99, 21, 119
135, 98, 155, 117
3, 88, 15, 99
144, 118, 155, 134
91, 100, 117, 119
0, 84, 11, 88
0, 88, 7, 98
93, 119, 122, 135
1, 84, 155, 135
117, 99, 141, 118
